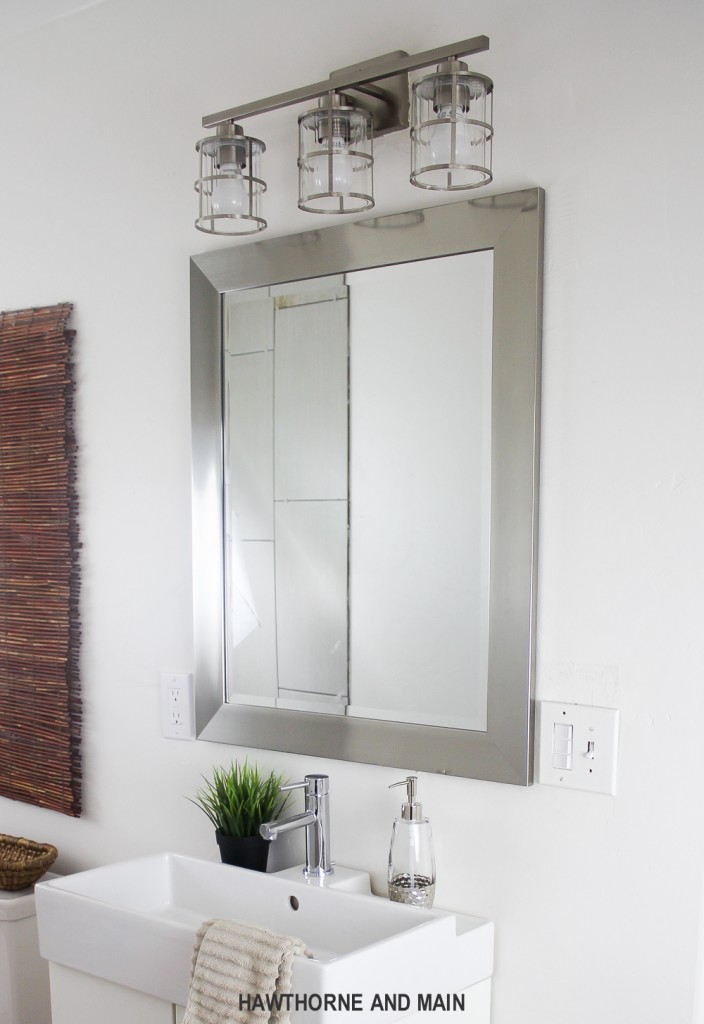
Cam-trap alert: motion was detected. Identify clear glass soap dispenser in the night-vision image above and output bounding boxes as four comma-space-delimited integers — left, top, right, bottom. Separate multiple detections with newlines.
387, 775, 436, 908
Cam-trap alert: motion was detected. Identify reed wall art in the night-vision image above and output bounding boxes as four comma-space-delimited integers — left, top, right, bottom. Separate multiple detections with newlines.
0, 303, 81, 816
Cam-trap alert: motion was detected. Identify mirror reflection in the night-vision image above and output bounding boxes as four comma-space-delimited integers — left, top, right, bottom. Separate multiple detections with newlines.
224, 251, 493, 729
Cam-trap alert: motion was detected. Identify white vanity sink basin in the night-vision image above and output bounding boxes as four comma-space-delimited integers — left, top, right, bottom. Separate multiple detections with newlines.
35, 853, 492, 1021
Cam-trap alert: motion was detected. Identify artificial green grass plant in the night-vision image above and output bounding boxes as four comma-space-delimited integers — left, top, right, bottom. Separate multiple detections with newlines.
191, 760, 290, 839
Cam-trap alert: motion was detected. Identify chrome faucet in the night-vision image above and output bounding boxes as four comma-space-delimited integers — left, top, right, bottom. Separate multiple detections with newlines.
260, 773, 333, 879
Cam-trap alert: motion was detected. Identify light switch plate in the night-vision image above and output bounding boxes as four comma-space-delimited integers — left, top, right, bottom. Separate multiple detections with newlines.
537, 701, 619, 795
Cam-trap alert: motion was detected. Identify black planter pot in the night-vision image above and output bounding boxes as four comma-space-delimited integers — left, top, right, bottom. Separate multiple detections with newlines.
215, 831, 271, 872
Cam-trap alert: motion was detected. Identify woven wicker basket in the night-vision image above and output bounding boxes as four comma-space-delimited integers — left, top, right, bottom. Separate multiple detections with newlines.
0, 834, 58, 891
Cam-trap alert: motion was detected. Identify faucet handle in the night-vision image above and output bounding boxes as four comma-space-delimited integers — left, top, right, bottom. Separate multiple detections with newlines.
280, 774, 330, 795
279, 780, 309, 793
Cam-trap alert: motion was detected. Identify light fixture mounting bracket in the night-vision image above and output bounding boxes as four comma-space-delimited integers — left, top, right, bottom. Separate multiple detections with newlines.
201, 34, 490, 134
328, 51, 409, 137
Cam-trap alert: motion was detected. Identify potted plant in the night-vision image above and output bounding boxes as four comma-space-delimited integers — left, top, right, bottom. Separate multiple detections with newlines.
190, 760, 290, 872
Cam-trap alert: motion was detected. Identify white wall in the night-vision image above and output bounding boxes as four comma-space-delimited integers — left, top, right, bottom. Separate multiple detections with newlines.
1, 1, 703, 1021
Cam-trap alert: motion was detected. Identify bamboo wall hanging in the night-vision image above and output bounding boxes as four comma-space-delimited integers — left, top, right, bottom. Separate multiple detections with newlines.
0, 303, 81, 816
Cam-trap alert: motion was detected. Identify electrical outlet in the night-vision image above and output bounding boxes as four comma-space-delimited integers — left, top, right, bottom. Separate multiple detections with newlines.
160, 672, 195, 740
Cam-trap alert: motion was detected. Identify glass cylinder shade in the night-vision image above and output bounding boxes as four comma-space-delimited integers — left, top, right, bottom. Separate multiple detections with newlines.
411, 64, 493, 191
298, 96, 374, 214
195, 124, 266, 235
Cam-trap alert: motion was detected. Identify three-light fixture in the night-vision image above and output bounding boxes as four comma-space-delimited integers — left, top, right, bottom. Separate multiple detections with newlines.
195, 35, 493, 235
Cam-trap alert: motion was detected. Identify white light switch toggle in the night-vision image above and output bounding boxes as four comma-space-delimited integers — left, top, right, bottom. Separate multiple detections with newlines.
586, 740, 595, 760
552, 722, 573, 770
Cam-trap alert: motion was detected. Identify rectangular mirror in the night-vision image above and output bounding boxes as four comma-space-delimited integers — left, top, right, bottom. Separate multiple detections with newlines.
191, 188, 543, 783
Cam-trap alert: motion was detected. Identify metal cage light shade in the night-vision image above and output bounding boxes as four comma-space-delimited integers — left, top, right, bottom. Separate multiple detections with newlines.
298, 93, 374, 214
410, 62, 493, 191
195, 122, 267, 235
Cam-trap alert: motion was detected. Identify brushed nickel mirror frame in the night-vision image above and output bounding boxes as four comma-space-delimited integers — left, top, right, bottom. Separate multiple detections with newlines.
190, 187, 543, 784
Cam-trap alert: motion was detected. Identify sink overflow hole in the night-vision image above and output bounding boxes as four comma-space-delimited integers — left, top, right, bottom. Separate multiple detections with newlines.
289, 895, 300, 911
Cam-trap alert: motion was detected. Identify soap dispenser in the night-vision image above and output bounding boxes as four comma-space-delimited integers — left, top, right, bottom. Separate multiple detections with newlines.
387, 775, 436, 908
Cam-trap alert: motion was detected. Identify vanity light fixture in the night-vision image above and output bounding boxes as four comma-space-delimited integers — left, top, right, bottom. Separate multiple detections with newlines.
195, 122, 266, 235
410, 62, 493, 191
298, 93, 374, 214
196, 35, 492, 235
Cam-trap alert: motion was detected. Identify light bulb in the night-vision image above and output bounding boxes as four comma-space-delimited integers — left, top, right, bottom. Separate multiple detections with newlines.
311, 136, 355, 195
429, 105, 477, 166
211, 162, 248, 216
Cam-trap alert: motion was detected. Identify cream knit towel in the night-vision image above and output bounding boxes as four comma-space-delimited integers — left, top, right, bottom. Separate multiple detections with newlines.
182, 918, 312, 1024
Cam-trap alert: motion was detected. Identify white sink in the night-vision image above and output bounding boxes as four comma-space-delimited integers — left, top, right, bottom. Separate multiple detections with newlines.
35, 853, 492, 1022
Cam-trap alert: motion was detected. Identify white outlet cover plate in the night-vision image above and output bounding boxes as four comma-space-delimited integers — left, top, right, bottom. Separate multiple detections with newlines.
537, 700, 619, 795
160, 672, 195, 740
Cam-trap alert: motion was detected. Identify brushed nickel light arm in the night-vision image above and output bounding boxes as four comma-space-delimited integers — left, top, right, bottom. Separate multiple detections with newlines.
201, 35, 490, 136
